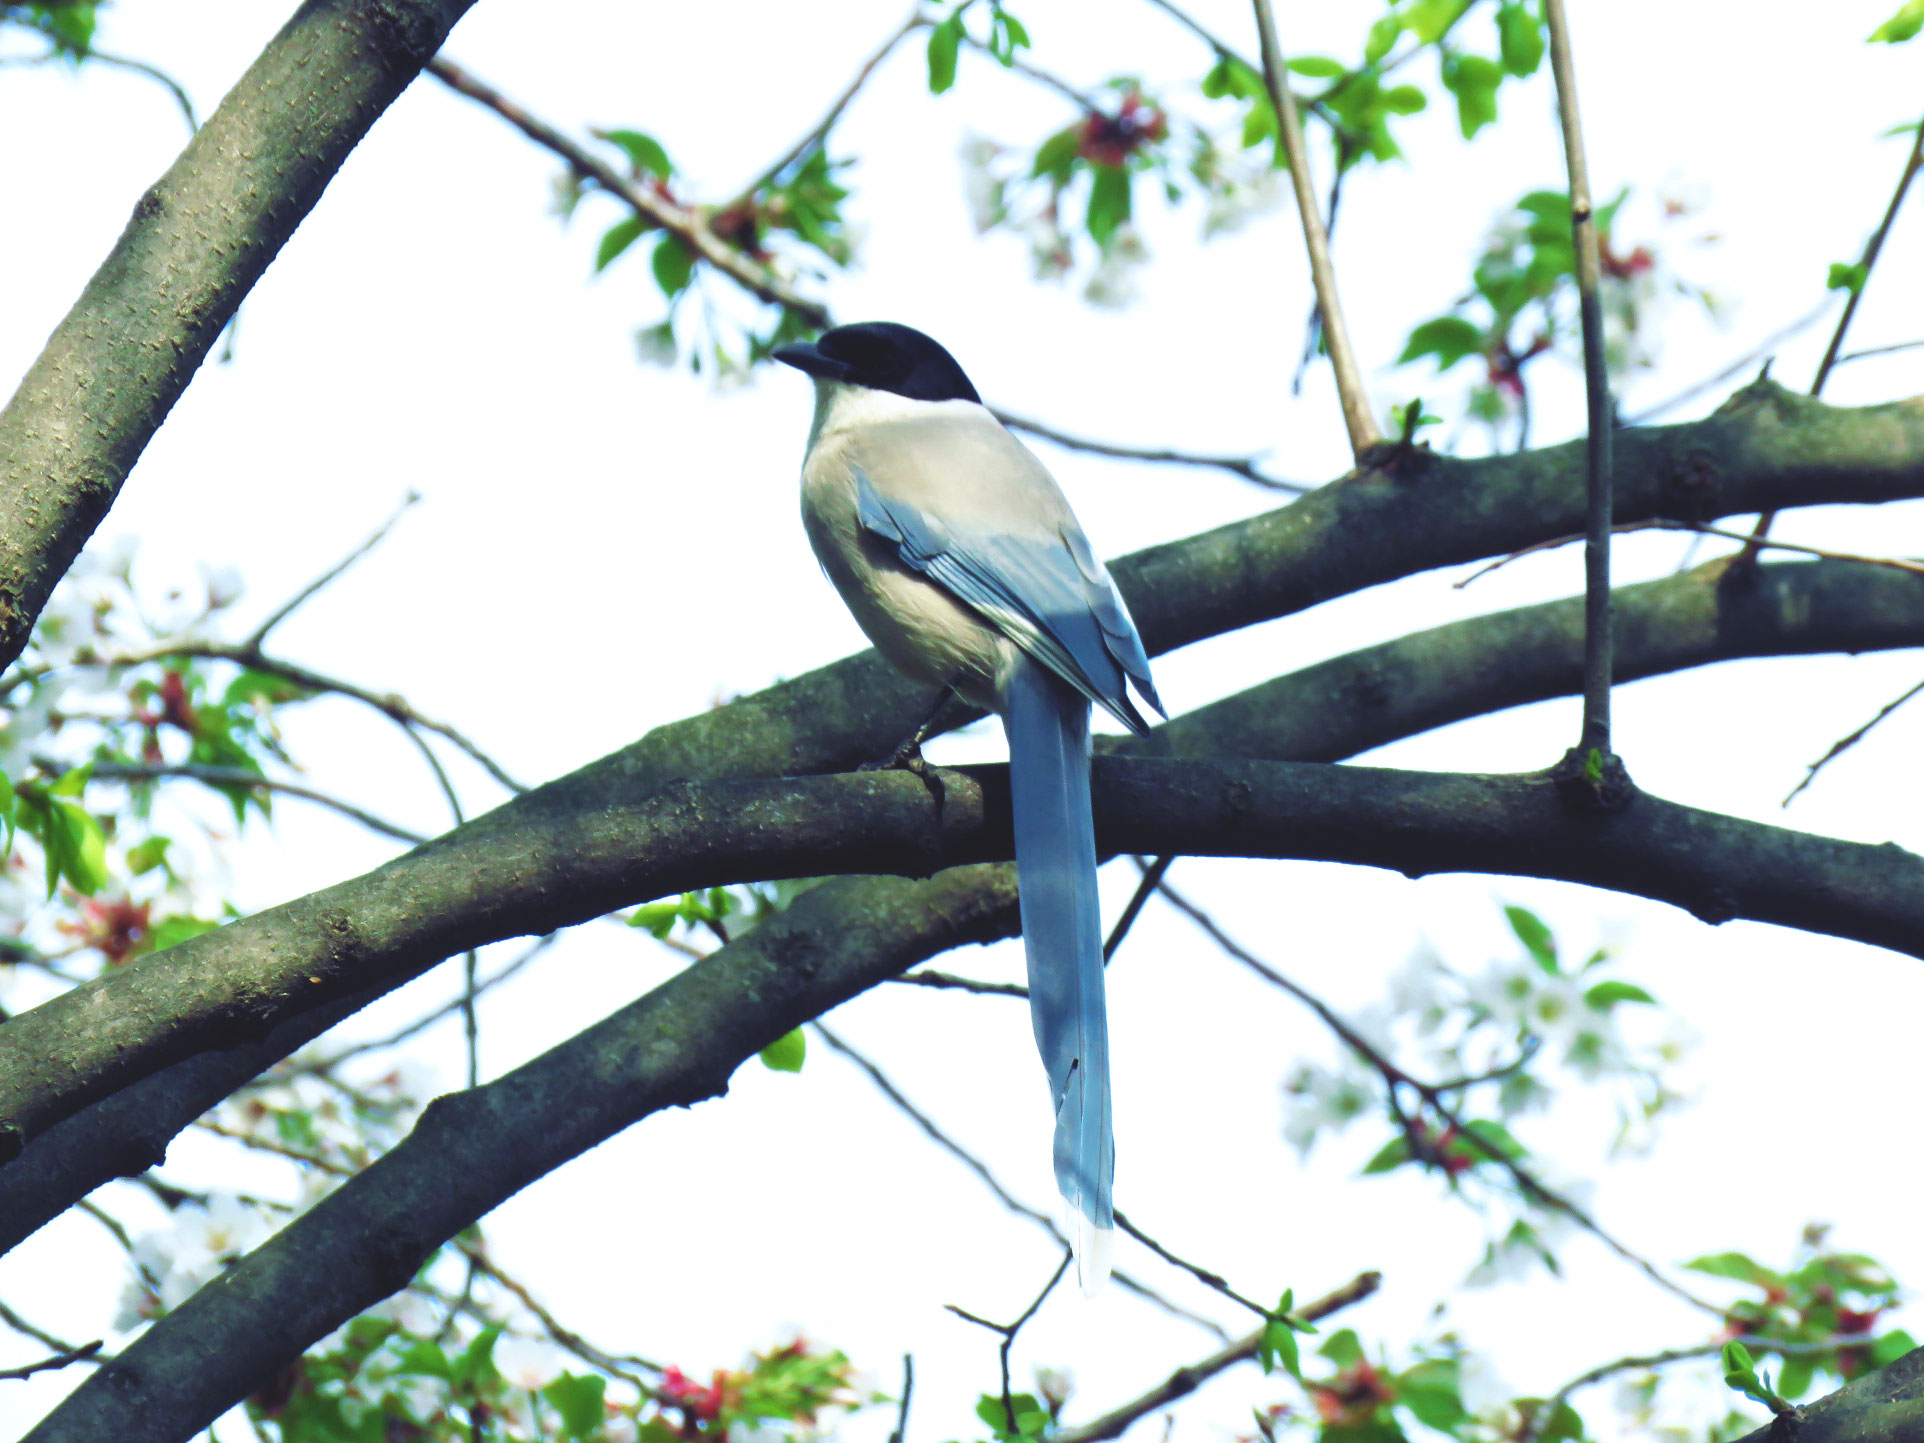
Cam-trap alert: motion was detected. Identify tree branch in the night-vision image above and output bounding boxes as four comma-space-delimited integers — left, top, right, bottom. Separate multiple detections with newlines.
425, 56, 831, 328
1052, 1271, 1382, 1443
1542, 0, 1616, 770
5, 552, 1924, 1255
0, 0, 479, 674
1250, 0, 1381, 457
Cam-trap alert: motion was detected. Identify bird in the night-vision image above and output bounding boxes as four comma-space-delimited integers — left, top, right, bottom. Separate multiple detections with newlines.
773, 321, 1163, 1292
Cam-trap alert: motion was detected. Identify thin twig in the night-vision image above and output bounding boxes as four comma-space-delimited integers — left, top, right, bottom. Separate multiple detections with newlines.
1112, 1211, 1270, 1320
1543, 0, 1614, 764
1151, 873, 1723, 1317
15, 640, 525, 793
1250, 0, 1381, 458
946, 1253, 1074, 1433
308, 936, 560, 1068
1750, 109, 1924, 547
0, 1338, 103, 1381
727, 11, 923, 209
1622, 302, 1832, 425
457, 1243, 660, 1389
811, 1023, 1227, 1337
1052, 1272, 1382, 1443
79, 760, 427, 844
887, 1354, 915, 1443
1836, 337, 1924, 366
1104, 855, 1172, 962
246, 491, 419, 648
0, 1299, 86, 1357
427, 57, 830, 328
889, 969, 1029, 997
998, 411, 1307, 493
1454, 517, 1924, 590
1783, 675, 1924, 806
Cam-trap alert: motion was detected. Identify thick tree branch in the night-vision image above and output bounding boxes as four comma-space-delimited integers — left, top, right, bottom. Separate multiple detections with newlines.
23, 869, 1021, 1443
4, 554, 1923, 1254
0, 0, 479, 673
10, 732, 1924, 1174
1732, 1346, 1924, 1443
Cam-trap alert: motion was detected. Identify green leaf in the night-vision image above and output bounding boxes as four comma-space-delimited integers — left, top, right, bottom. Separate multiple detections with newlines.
976, 1393, 1049, 1439
1288, 55, 1348, 78
598, 127, 674, 178
44, 799, 108, 896
1504, 904, 1559, 973
1086, 164, 1132, 247
1872, 1329, 1917, 1366
1496, 2, 1545, 75
1584, 979, 1655, 1007
1870, 0, 1924, 40
760, 1028, 807, 1073
1397, 316, 1484, 370
1462, 1118, 1529, 1161
1364, 14, 1402, 64
1686, 1251, 1787, 1289
1776, 1354, 1815, 1402
543, 1374, 609, 1438
1828, 261, 1869, 294
450, 1324, 502, 1389
1033, 125, 1080, 186
1397, 1358, 1467, 1432
1318, 1328, 1365, 1368
32, 0, 96, 56
1381, 85, 1428, 115
927, 13, 964, 93
1404, 0, 1473, 44
1441, 53, 1502, 139
594, 215, 647, 274
1259, 1316, 1302, 1377
392, 1337, 452, 1379
651, 236, 697, 298
151, 915, 220, 951
1360, 1135, 1412, 1174
988, 6, 1030, 64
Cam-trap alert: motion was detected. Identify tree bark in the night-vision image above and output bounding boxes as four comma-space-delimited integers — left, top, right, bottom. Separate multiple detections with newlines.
0, 0, 480, 671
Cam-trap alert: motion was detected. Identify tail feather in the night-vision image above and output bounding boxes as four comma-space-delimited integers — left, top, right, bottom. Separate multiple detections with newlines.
1003, 657, 1113, 1294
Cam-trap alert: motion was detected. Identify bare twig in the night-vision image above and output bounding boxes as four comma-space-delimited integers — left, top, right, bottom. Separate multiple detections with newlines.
947, 1252, 1074, 1433
427, 57, 830, 328
728, 11, 923, 209
1053, 1271, 1383, 1443
811, 1023, 1227, 1337
1750, 109, 1924, 547
309, 935, 559, 1068
1250, 0, 1381, 458
889, 969, 1028, 997
456, 1243, 660, 1389
998, 410, 1307, 492
1623, 302, 1833, 425
1784, 675, 1924, 806
1454, 517, 1924, 590
247, 491, 419, 648
1151, 873, 1723, 1317
0, 1299, 86, 1357
1112, 1210, 1271, 1320
1105, 855, 1172, 962
887, 1355, 915, 1443
80, 760, 427, 845
1837, 338, 1924, 366
0, 1338, 103, 1382
1543, 0, 1614, 766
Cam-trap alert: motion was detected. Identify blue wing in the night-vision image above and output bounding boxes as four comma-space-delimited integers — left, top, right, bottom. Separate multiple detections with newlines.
854, 466, 1162, 734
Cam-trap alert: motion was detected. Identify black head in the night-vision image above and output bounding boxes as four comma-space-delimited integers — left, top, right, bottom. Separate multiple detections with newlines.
772, 322, 981, 403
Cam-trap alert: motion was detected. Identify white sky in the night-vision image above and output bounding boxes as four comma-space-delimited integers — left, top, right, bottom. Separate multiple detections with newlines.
1, 2, 1922, 1440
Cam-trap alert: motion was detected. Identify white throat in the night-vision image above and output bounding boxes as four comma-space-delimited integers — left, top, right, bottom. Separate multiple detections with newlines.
805, 380, 983, 451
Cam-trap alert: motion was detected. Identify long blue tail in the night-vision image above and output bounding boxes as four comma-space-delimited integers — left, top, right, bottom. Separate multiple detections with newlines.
1003, 656, 1113, 1293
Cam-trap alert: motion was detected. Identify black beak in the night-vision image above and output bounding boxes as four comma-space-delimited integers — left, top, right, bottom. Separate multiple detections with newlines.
772, 340, 852, 382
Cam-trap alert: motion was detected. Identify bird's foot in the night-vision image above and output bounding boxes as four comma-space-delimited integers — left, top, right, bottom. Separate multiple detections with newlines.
860, 734, 947, 811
